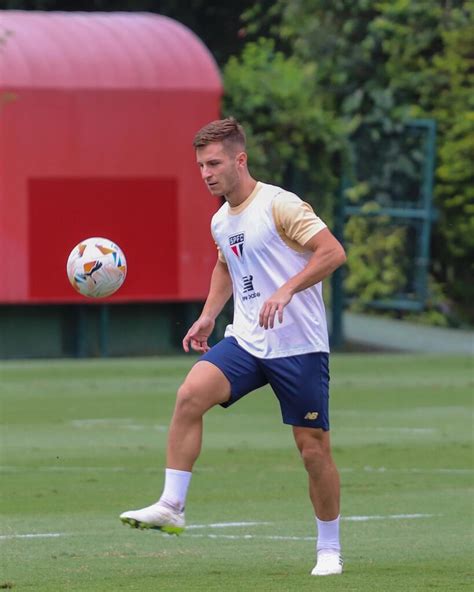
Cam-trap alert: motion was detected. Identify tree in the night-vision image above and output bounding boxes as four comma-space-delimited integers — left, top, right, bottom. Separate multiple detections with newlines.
223, 38, 345, 220
232, 0, 474, 323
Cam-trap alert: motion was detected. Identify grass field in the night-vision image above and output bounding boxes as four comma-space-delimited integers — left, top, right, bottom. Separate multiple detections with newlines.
1, 353, 473, 591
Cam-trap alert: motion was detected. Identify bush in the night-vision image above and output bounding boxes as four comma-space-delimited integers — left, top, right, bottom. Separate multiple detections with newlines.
223, 38, 346, 221
230, 0, 474, 323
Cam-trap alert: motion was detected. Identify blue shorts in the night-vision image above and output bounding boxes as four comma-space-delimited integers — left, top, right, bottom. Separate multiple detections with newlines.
200, 337, 330, 430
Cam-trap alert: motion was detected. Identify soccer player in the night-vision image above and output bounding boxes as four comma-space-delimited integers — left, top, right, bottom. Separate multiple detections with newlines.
120, 118, 346, 576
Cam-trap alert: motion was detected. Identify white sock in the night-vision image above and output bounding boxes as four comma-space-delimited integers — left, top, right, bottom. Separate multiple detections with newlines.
159, 468, 192, 511
316, 515, 341, 553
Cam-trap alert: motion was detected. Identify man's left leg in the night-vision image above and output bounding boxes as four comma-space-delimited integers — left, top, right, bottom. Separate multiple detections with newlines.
293, 427, 343, 576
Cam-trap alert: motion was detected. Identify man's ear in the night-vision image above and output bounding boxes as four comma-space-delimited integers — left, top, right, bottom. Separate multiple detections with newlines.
236, 151, 247, 168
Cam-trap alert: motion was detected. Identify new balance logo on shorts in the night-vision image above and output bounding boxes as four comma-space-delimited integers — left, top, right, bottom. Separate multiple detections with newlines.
304, 412, 319, 420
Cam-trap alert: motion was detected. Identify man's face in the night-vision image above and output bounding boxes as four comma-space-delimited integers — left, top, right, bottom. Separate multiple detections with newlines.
196, 142, 242, 196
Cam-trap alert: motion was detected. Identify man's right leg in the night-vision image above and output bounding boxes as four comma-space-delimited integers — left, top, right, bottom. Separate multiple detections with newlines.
166, 360, 231, 470
120, 361, 230, 533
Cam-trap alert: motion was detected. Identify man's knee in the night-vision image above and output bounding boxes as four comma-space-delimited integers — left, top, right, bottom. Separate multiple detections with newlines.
173, 361, 231, 421
175, 381, 206, 417
294, 429, 332, 474
301, 441, 330, 472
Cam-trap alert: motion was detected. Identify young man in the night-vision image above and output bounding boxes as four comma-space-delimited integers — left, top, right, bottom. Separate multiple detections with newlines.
120, 117, 346, 576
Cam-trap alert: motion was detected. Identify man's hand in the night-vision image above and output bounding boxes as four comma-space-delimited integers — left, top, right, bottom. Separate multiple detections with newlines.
182, 316, 215, 353
258, 230, 346, 330
259, 286, 293, 330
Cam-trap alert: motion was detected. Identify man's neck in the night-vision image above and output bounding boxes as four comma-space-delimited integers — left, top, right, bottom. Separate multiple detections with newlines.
225, 178, 258, 208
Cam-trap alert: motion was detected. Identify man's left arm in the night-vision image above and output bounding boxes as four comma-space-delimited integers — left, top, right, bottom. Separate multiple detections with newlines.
259, 228, 346, 329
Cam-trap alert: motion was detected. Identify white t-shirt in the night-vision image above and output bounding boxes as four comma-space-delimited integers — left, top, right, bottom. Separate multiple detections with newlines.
211, 181, 329, 358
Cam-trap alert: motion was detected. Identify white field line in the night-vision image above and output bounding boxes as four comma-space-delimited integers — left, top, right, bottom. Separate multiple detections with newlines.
187, 521, 272, 530
0, 522, 272, 540
0, 466, 471, 474
343, 513, 439, 521
0, 514, 439, 542
357, 467, 472, 474
70, 419, 168, 432
187, 534, 316, 541
0, 533, 62, 540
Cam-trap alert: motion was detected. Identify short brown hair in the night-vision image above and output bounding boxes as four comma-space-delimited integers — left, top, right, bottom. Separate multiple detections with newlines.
193, 117, 246, 153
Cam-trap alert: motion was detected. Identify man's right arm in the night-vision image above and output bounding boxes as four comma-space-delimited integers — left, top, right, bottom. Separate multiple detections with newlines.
200, 258, 233, 321
182, 259, 233, 353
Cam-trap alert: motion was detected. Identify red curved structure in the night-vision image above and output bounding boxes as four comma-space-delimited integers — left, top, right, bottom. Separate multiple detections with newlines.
0, 11, 222, 303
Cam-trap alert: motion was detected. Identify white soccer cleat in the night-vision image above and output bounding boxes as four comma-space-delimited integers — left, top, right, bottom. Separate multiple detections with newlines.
311, 550, 343, 576
120, 502, 185, 535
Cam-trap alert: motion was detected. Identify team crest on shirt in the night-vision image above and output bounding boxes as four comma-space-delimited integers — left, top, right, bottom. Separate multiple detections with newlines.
229, 232, 244, 258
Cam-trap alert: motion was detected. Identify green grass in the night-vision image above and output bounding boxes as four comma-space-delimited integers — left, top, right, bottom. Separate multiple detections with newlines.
1, 354, 473, 591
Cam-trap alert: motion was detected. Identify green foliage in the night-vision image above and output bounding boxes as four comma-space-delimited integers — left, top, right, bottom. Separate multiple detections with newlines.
235, 0, 474, 323
344, 215, 408, 305
427, 12, 474, 307
404, 275, 454, 327
223, 38, 345, 219
372, 0, 474, 317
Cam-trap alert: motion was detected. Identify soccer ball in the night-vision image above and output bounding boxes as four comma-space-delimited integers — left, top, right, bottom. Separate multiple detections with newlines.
66, 237, 127, 298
